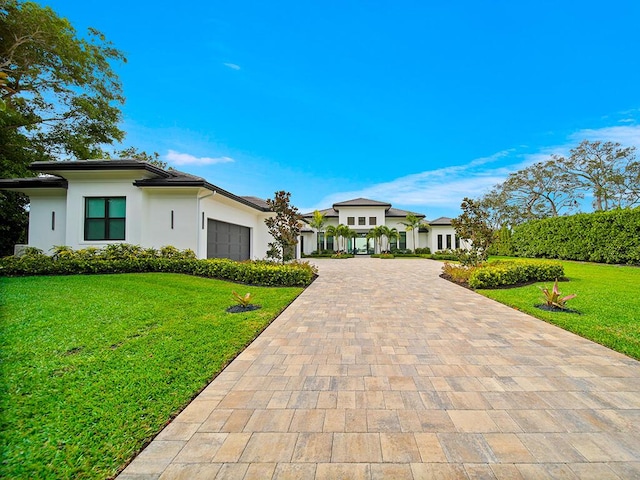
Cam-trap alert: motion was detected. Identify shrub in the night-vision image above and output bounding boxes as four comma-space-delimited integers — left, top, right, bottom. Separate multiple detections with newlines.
511, 207, 640, 265
441, 262, 477, 284
467, 260, 564, 289
0, 245, 316, 287
415, 247, 431, 254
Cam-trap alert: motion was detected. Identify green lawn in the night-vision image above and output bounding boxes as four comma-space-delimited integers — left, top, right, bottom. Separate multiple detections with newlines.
0, 273, 302, 479
477, 259, 640, 360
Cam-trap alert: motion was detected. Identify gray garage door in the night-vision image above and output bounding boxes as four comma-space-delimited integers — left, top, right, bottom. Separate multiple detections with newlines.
207, 219, 250, 261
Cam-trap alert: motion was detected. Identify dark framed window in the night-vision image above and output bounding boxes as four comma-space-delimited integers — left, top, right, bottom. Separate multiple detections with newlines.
455, 235, 460, 249
358, 217, 366, 225
437, 234, 443, 250
84, 197, 126, 241
347, 217, 355, 225
446, 234, 452, 249
369, 217, 377, 225
326, 235, 334, 250
399, 232, 406, 249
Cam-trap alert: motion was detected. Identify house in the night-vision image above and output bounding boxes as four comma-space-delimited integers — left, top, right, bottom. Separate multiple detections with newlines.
0, 160, 274, 260
300, 198, 467, 254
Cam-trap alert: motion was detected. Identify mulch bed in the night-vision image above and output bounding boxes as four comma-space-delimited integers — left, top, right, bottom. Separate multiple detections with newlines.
226, 305, 261, 314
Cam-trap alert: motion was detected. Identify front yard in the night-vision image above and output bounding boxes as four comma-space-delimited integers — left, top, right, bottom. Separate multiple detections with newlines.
477, 259, 640, 360
0, 273, 302, 479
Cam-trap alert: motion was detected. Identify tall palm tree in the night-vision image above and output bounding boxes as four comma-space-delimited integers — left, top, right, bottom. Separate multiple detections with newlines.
336, 224, 352, 252
309, 210, 327, 252
401, 213, 423, 252
368, 226, 383, 253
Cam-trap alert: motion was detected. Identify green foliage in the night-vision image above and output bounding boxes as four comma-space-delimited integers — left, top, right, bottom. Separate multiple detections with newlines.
414, 247, 431, 254
441, 262, 477, 284
330, 252, 354, 259
540, 279, 577, 309
0, 244, 316, 286
478, 260, 640, 360
511, 207, 640, 264
265, 191, 302, 263
451, 197, 495, 265
232, 291, 253, 307
0, 273, 302, 478
467, 260, 564, 289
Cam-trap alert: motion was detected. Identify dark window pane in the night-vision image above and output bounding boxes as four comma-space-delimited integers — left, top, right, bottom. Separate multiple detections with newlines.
86, 219, 106, 240
86, 198, 105, 218
358, 217, 366, 225
347, 217, 355, 225
369, 217, 376, 225
109, 219, 126, 240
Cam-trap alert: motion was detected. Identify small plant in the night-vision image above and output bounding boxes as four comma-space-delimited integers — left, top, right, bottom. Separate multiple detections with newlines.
232, 291, 253, 307
540, 279, 577, 309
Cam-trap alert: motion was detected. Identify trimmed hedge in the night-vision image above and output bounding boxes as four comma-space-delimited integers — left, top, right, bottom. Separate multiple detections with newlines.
467, 260, 564, 289
511, 207, 640, 265
0, 246, 316, 287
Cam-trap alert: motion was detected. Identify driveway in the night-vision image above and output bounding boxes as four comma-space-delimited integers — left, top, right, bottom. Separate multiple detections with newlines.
119, 257, 640, 479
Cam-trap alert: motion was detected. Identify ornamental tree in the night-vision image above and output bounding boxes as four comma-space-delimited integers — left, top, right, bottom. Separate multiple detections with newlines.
265, 191, 302, 263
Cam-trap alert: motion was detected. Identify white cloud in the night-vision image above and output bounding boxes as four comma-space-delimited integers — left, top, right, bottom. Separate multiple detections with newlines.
166, 150, 235, 166
570, 125, 640, 148
223, 62, 241, 70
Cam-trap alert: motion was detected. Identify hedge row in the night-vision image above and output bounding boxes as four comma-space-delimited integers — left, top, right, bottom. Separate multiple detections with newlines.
466, 260, 564, 289
511, 207, 640, 265
0, 252, 316, 287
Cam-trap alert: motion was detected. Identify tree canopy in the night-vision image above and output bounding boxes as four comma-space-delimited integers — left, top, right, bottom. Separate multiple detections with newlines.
265, 191, 302, 263
0, 0, 129, 255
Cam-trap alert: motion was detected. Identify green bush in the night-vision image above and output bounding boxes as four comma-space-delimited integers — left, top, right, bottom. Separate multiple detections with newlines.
415, 247, 431, 254
467, 260, 564, 289
441, 262, 477, 284
1, 245, 316, 287
511, 207, 640, 265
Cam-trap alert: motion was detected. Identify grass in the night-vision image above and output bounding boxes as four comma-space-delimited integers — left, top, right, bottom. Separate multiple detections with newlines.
476, 259, 640, 360
0, 273, 302, 479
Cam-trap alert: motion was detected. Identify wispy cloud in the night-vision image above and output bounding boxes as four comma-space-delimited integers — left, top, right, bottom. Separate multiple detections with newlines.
305, 124, 640, 215
166, 150, 235, 166
223, 62, 241, 70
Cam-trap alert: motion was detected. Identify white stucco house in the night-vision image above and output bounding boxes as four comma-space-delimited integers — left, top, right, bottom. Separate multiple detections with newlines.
0, 160, 468, 259
0, 160, 275, 260
300, 198, 467, 255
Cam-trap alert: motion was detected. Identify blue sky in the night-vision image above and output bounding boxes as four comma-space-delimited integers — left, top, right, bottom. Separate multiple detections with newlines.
44, 1, 640, 219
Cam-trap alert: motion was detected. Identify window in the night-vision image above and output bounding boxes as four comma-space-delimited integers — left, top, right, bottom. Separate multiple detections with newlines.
399, 232, 406, 250
84, 197, 126, 241
455, 235, 460, 249
326, 235, 334, 250
446, 234, 452, 249
347, 216, 355, 225
317, 232, 325, 251
437, 234, 443, 250
358, 217, 366, 225
369, 217, 377, 225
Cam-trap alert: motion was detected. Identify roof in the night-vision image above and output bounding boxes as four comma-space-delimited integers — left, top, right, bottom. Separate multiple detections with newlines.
332, 198, 392, 208
0, 176, 68, 190
241, 196, 270, 209
429, 216, 453, 225
386, 207, 425, 218
29, 159, 170, 178
1, 160, 271, 212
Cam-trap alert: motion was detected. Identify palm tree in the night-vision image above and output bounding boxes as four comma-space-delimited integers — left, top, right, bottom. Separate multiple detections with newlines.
336, 224, 352, 252
309, 210, 327, 252
368, 226, 383, 253
401, 213, 423, 252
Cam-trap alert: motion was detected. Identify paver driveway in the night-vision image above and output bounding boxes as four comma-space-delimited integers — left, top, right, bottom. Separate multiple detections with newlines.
119, 257, 640, 479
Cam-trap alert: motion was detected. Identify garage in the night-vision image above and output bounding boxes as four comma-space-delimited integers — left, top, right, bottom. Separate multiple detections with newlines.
207, 219, 250, 261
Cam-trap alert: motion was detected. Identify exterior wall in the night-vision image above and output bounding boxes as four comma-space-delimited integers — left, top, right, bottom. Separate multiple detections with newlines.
27, 192, 67, 252
337, 206, 386, 229
140, 189, 199, 251
198, 192, 273, 260
428, 225, 467, 252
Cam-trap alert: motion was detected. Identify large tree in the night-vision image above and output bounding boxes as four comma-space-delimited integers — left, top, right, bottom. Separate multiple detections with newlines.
0, 0, 127, 255
264, 191, 302, 263
400, 213, 424, 252
308, 209, 327, 252
555, 140, 639, 211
